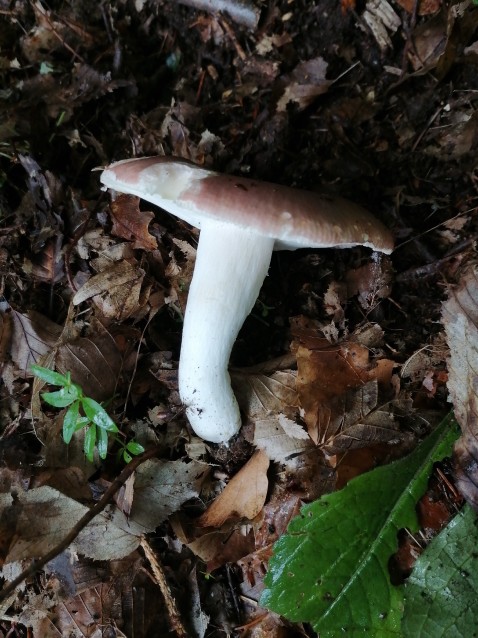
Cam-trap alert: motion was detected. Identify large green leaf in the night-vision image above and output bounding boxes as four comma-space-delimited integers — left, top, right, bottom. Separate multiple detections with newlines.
260, 415, 459, 637
403, 504, 478, 638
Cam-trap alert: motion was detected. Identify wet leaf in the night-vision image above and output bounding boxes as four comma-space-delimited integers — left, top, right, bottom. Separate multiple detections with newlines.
403, 505, 478, 637
81, 397, 118, 432
62, 400, 80, 444
31, 364, 69, 386
260, 415, 458, 636
83, 425, 96, 462
41, 386, 79, 408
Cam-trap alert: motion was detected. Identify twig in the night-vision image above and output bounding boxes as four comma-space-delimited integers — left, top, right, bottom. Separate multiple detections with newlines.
140, 537, 189, 638
0, 444, 163, 603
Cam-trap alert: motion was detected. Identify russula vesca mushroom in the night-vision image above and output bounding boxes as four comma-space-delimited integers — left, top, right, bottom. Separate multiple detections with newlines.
100, 156, 394, 444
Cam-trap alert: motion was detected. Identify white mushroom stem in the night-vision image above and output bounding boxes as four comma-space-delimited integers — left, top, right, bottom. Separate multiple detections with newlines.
178, 220, 275, 443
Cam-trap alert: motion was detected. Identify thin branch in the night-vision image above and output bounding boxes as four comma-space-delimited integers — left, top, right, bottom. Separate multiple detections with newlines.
0, 444, 163, 603
140, 537, 189, 638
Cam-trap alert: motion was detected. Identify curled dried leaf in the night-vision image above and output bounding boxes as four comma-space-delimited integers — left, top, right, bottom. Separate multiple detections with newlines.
442, 264, 478, 508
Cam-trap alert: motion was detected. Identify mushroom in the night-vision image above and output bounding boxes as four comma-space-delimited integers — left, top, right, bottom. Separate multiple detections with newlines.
100, 157, 393, 444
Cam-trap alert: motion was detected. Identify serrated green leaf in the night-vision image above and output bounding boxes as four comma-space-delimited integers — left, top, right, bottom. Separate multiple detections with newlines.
126, 440, 145, 455
81, 397, 118, 432
41, 386, 79, 408
97, 425, 109, 459
63, 400, 80, 444
402, 505, 478, 638
260, 415, 459, 637
31, 365, 69, 387
84, 425, 96, 462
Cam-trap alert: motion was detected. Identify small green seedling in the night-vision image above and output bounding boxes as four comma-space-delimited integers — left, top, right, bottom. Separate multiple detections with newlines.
31, 364, 145, 463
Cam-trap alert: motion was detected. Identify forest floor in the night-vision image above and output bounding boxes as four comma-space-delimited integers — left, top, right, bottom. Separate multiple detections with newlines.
0, 0, 477, 636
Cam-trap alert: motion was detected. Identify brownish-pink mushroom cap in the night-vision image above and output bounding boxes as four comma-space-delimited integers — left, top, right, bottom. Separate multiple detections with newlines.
101, 156, 394, 253
100, 156, 393, 443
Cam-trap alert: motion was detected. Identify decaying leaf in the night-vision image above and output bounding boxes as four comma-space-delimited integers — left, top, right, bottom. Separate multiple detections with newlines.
232, 365, 313, 462
72, 260, 146, 320
293, 327, 399, 449
233, 366, 299, 420
187, 528, 255, 571
109, 194, 158, 251
198, 450, 270, 527
253, 416, 313, 463
7, 308, 62, 377
442, 264, 478, 508
408, 2, 478, 77
119, 458, 207, 530
2, 486, 139, 564
345, 256, 393, 310
25, 235, 65, 284
276, 57, 332, 112
17, 550, 142, 638
166, 238, 197, 312
56, 328, 123, 401
1, 460, 206, 568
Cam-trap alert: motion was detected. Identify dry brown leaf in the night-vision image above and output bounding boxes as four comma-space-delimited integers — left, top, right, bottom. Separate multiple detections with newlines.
276, 57, 332, 112
2, 486, 140, 564
1, 461, 206, 568
232, 366, 311, 462
73, 260, 146, 320
292, 325, 400, 450
109, 194, 158, 251
187, 527, 255, 571
198, 450, 270, 527
232, 367, 299, 420
8, 308, 62, 377
253, 417, 313, 463
165, 238, 197, 312
17, 551, 141, 638
345, 256, 393, 311
56, 329, 123, 401
25, 235, 64, 284
442, 264, 478, 508
120, 458, 207, 531
32, 467, 92, 502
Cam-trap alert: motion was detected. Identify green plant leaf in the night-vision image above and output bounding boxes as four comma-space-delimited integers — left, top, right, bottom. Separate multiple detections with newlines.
41, 386, 79, 408
31, 365, 70, 387
402, 504, 478, 637
84, 424, 97, 462
81, 397, 118, 432
260, 415, 459, 637
123, 450, 133, 463
63, 400, 80, 444
126, 440, 145, 455
97, 425, 109, 459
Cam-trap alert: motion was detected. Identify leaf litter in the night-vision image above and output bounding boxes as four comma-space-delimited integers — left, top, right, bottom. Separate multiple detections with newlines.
0, 0, 477, 636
